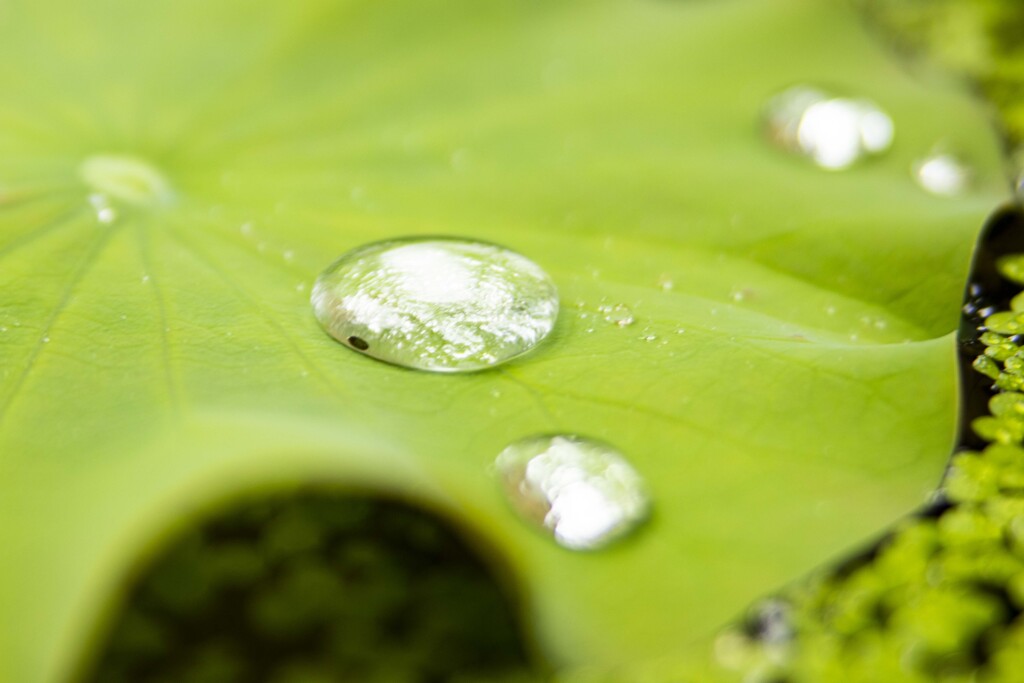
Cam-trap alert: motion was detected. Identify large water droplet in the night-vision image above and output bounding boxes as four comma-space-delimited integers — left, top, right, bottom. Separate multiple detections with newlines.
763, 86, 893, 170
494, 434, 650, 550
311, 237, 559, 372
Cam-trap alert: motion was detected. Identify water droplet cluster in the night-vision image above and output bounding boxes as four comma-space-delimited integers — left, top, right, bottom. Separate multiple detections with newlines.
311, 238, 653, 550
598, 302, 635, 327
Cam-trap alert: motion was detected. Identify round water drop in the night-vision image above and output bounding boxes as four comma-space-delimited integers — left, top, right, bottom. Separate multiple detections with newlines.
311, 237, 559, 372
913, 152, 971, 196
494, 434, 650, 550
763, 86, 893, 170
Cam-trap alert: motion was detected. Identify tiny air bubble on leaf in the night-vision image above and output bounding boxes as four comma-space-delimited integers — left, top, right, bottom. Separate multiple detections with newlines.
494, 434, 650, 551
311, 237, 559, 372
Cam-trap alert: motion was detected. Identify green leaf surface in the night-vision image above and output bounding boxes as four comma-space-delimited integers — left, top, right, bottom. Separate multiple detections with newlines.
0, 0, 1008, 681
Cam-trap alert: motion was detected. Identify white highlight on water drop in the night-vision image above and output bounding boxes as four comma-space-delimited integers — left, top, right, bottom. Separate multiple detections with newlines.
763, 86, 893, 170
311, 237, 559, 372
495, 434, 650, 550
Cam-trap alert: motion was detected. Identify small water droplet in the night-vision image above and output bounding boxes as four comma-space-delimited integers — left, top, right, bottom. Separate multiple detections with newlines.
141, 275, 150, 284
88, 193, 118, 224
283, 250, 295, 262
599, 303, 634, 327
763, 86, 893, 170
0, 326, 7, 332
240, 222, 254, 236
657, 274, 674, 291
311, 237, 559, 372
730, 287, 753, 303
42, 336, 50, 343
642, 334, 658, 342
913, 152, 971, 197
494, 434, 650, 550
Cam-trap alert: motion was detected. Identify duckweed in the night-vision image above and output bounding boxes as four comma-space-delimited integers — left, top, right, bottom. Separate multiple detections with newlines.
713, 245, 1024, 683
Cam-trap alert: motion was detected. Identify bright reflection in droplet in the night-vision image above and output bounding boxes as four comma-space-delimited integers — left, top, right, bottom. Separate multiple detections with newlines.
495, 434, 650, 550
312, 237, 559, 372
913, 152, 970, 197
763, 86, 893, 170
